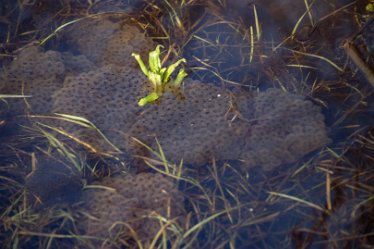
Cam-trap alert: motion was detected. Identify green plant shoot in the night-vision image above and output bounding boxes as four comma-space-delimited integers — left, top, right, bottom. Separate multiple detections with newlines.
132, 45, 187, 106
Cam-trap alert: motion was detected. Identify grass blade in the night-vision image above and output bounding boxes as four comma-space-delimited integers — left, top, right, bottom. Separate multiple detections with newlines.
268, 191, 327, 213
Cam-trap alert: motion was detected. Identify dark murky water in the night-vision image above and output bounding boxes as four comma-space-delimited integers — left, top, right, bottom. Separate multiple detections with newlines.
0, 0, 373, 249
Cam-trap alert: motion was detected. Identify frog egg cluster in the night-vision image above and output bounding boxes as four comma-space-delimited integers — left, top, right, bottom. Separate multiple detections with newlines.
127, 80, 251, 165
0, 15, 330, 172
88, 0, 137, 13
0, 46, 65, 114
64, 18, 154, 67
0, 45, 97, 115
3, 45, 65, 80
51, 64, 151, 152
241, 88, 331, 170
52, 65, 253, 165
61, 52, 97, 75
79, 173, 185, 248
51, 62, 330, 171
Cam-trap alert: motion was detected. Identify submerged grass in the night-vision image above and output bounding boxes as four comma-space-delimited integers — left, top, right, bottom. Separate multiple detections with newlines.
132, 137, 212, 206
29, 113, 122, 158
1, 0, 373, 248
130, 137, 263, 248
2, 202, 87, 248
0, 94, 31, 99
129, 136, 350, 248
268, 191, 327, 213
139, 0, 259, 88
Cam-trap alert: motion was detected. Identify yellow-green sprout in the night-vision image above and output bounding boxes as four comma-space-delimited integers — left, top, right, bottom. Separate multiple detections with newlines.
132, 45, 187, 106
366, 2, 374, 12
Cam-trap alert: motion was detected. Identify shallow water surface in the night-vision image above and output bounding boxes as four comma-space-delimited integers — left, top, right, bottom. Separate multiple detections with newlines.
0, 0, 373, 249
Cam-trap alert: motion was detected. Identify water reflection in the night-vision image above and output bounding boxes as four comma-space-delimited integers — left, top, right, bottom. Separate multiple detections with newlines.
0, 0, 373, 248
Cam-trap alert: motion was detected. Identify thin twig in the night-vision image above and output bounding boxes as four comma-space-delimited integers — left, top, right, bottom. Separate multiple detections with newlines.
343, 40, 374, 88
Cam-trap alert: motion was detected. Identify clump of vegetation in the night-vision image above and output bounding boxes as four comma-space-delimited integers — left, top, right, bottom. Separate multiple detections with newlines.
132, 45, 187, 106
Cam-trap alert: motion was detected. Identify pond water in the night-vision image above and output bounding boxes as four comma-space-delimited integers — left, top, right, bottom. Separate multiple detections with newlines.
0, 0, 373, 249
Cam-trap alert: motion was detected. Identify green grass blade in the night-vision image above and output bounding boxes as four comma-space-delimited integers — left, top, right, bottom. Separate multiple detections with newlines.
0, 94, 31, 98
253, 4, 261, 40
31, 114, 121, 153
173, 68, 187, 87
149, 45, 163, 73
138, 92, 160, 106
39, 17, 87, 45
182, 211, 226, 240
155, 138, 169, 173
131, 137, 213, 205
291, 11, 307, 38
268, 191, 327, 213
287, 49, 344, 72
148, 72, 162, 89
54, 113, 122, 153
35, 124, 82, 171
132, 53, 149, 77
162, 58, 186, 84
249, 26, 254, 63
